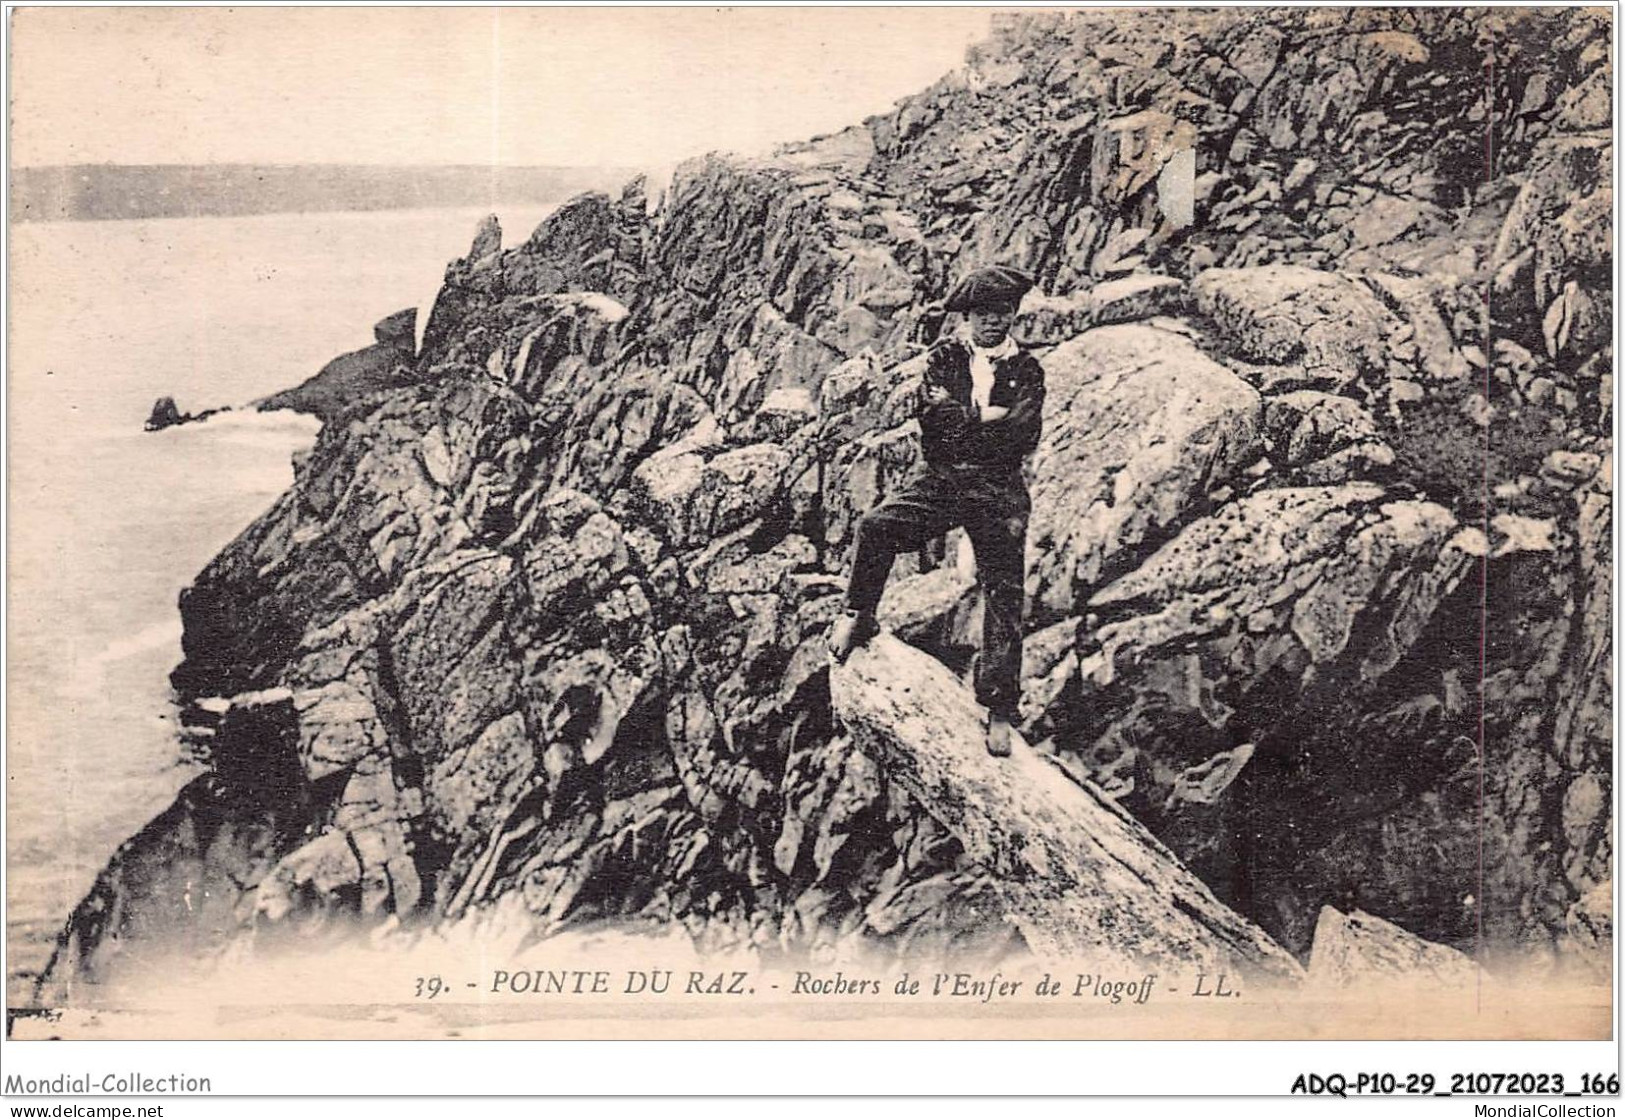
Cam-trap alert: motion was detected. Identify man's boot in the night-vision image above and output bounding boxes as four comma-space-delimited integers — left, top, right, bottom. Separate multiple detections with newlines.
986, 712, 1014, 758
828, 609, 879, 663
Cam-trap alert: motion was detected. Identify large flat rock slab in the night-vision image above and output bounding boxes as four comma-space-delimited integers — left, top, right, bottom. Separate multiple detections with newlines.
830, 634, 1304, 981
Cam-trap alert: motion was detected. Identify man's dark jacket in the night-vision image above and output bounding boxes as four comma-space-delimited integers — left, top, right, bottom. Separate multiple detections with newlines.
915, 338, 1047, 468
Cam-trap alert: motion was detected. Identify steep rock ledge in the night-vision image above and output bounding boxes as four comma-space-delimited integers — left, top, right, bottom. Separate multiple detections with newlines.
832, 636, 1302, 978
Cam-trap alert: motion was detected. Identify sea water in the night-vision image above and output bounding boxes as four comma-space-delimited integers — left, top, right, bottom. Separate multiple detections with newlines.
6, 203, 557, 999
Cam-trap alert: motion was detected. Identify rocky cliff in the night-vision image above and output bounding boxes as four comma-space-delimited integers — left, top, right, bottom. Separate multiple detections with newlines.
42, 7, 1611, 997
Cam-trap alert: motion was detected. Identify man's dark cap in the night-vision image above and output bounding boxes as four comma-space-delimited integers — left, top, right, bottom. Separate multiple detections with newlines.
943, 265, 1035, 312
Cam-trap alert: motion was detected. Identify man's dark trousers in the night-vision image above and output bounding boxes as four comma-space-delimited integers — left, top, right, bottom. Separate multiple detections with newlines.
845, 462, 1029, 720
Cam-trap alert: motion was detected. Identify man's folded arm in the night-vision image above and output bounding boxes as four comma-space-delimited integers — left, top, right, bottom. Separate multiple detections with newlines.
916, 357, 971, 445
961, 371, 1046, 458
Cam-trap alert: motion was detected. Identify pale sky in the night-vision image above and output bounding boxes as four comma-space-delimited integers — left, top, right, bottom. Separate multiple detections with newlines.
10, 7, 994, 168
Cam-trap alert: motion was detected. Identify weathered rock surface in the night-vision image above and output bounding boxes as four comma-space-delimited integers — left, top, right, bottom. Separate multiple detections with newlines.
833, 635, 1303, 978
1027, 323, 1262, 619
1191, 266, 1397, 394
1262, 390, 1394, 484
1024, 485, 1493, 949
1016, 275, 1186, 343
44, 7, 1611, 995
1307, 906, 1478, 988
1073, 485, 1478, 762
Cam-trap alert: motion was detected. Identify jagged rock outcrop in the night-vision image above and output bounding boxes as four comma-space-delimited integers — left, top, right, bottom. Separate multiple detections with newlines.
255, 308, 419, 420
1261, 391, 1394, 485
1033, 486, 1480, 813
144, 396, 184, 432
37, 694, 311, 1003
43, 7, 1611, 996
1191, 266, 1397, 395
1307, 906, 1478, 988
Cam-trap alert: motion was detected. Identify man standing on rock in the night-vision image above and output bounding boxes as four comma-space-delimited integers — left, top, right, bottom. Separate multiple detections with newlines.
828, 264, 1046, 758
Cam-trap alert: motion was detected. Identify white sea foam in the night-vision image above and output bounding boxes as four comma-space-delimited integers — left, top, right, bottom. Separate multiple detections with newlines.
89, 618, 185, 668
157, 407, 322, 445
